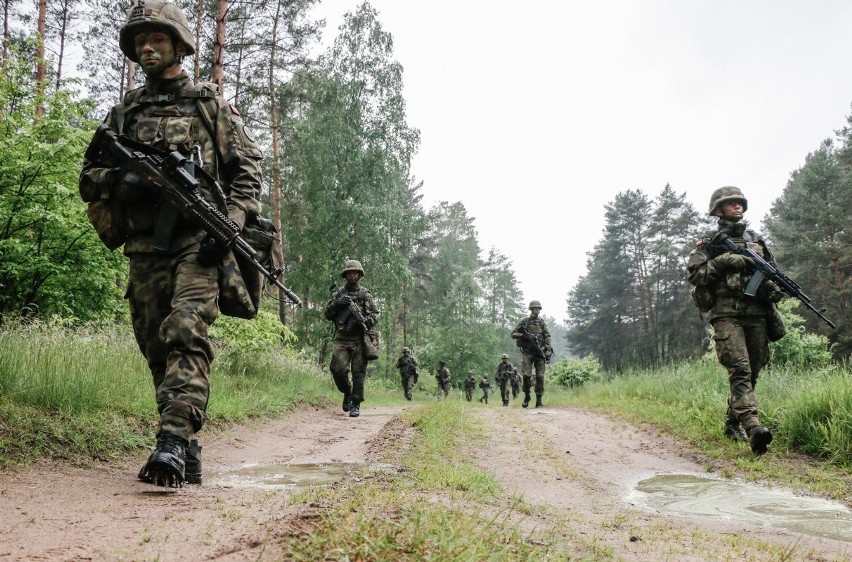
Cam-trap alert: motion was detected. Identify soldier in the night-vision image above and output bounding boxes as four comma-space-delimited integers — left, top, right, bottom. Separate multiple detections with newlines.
463, 371, 477, 402
494, 353, 515, 407
324, 260, 380, 418
510, 367, 521, 399
512, 300, 553, 408
79, 0, 264, 487
435, 360, 452, 400
687, 186, 782, 455
395, 346, 420, 401
478, 375, 492, 404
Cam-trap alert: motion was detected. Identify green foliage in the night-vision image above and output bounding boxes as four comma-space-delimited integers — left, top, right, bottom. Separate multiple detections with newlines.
548, 356, 600, 388
209, 310, 298, 356
769, 300, 832, 367
0, 45, 127, 322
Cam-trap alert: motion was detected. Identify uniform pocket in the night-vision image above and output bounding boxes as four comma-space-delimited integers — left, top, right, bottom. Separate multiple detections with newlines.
135, 117, 160, 142
164, 117, 192, 149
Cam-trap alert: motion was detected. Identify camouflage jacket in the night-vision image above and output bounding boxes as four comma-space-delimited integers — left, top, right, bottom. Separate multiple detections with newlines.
511, 316, 552, 355
396, 354, 420, 376
323, 283, 380, 342
436, 367, 451, 384
463, 375, 477, 390
495, 360, 514, 383
79, 71, 262, 254
687, 219, 776, 320
478, 378, 491, 391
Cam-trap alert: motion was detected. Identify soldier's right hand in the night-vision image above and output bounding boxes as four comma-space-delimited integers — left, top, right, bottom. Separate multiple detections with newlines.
110, 168, 155, 203
336, 295, 353, 307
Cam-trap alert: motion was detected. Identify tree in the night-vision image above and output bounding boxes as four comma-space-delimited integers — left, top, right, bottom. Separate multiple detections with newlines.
0, 48, 126, 322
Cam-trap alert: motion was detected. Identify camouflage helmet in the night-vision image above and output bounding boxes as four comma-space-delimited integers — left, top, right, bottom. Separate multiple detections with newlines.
341, 259, 364, 278
528, 300, 542, 310
708, 186, 748, 215
120, 0, 196, 63
501, 353, 509, 360
402, 346, 410, 354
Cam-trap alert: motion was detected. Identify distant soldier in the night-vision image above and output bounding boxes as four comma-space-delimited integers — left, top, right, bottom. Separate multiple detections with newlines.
395, 347, 420, 400
435, 360, 452, 400
478, 375, 492, 404
510, 367, 521, 399
512, 300, 553, 408
463, 371, 477, 402
324, 260, 380, 418
494, 354, 515, 407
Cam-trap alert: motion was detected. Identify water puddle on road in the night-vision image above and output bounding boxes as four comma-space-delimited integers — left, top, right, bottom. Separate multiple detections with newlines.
631, 474, 852, 542
212, 463, 361, 490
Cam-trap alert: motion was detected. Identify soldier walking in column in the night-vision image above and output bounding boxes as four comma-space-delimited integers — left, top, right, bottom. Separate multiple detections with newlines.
395, 346, 420, 401
512, 300, 553, 408
463, 371, 476, 402
435, 360, 452, 400
478, 375, 492, 404
494, 354, 515, 407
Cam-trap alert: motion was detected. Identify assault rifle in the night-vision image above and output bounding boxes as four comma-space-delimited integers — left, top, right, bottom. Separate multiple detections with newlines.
709, 232, 835, 328
520, 326, 550, 363
329, 283, 368, 332
85, 124, 301, 306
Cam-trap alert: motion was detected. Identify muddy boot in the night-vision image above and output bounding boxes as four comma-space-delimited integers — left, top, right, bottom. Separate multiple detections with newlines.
535, 395, 543, 408
139, 433, 187, 488
349, 403, 361, 418
342, 394, 352, 412
748, 426, 773, 455
723, 421, 748, 442
184, 439, 202, 485
522, 392, 531, 408
503, 400, 509, 407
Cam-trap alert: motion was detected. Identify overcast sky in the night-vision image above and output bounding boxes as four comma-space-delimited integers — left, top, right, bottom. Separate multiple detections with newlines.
310, 0, 852, 323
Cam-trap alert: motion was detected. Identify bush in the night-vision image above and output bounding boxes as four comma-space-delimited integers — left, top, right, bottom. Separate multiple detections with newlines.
209, 310, 298, 356
769, 300, 832, 367
548, 356, 600, 388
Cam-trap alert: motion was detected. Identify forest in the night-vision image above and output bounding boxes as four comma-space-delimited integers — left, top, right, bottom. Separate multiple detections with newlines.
1, 0, 849, 384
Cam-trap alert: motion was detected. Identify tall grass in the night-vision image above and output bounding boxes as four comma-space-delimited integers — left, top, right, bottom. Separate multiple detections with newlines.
0, 320, 338, 466
552, 359, 852, 468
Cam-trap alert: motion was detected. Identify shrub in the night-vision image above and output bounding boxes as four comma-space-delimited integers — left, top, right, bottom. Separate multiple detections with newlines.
548, 356, 600, 388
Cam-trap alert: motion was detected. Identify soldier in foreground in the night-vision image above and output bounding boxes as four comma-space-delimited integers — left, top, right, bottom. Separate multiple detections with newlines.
395, 347, 420, 401
463, 371, 477, 402
79, 0, 263, 487
494, 354, 515, 407
435, 360, 452, 400
687, 186, 782, 454
478, 375, 492, 404
324, 260, 380, 418
511, 301, 553, 408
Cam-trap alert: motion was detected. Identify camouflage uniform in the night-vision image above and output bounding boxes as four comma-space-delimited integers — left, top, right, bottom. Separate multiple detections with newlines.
395, 348, 419, 400
463, 373, 476, 402
324, 261, 379, 416
435, 363, 452, 400
78, 0, 262, 485
512, 301, 552, 407
687, 186, 781, 454
494, 355, 515, 406
510, 368, 521, 399
478, 376, 492, 404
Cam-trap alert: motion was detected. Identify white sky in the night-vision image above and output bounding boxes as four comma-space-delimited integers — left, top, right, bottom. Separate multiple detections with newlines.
310, 1, 852, 324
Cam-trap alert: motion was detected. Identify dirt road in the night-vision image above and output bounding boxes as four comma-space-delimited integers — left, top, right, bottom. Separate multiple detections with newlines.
1, 404, 849, 561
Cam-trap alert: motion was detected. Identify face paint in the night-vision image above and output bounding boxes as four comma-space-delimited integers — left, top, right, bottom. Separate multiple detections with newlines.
134, 30, 178, 76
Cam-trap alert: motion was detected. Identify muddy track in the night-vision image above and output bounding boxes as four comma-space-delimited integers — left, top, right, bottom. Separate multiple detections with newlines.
0, 404, 849, 561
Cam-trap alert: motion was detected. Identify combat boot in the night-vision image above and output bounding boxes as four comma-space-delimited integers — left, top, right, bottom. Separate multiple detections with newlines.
503, 400, 509, 407
184, 439, 202, 485
342, 394, 352, 412
522, 392, 531, 408
748, 426, 773, 455
535, 395, 543, 408
349, 403, 361, 418
723, 421, 748, 442
139, 432, 187, 488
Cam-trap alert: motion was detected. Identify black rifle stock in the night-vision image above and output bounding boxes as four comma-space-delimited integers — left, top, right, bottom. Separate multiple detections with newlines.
709, 232, 835, 328
86, 124, 301, 307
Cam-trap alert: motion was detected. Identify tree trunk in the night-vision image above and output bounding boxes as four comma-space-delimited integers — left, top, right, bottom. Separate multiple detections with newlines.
211, 0, 228, 94
193, 0, 203, 81
35, 0, 47, 117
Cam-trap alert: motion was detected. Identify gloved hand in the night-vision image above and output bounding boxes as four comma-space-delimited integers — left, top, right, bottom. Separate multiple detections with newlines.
197, 236, 228, 266
336, 295, 353, 308
760, 280, 785, 303
109, 168, 155, 203
713, 253, 753, 271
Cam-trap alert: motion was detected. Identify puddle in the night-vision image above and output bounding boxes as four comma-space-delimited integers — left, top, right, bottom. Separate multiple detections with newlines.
212, 463, 361, 489
631, 474, 852, 542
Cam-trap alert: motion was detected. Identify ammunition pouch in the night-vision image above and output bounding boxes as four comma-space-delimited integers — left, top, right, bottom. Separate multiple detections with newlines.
690, 285, 715, 313
86, 196, 127, 251
363, 330, 380, 361
766, 304, 786, 342
218, 214, 281, 319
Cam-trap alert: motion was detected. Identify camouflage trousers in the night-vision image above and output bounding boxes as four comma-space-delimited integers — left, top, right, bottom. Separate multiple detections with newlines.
437, 381, 450, 400
330, 339, 367, 404
127, 245, 219, 442
711, 316, 770, 432
511, 380, 521, 398
498, 379, 511, 403
400, 372, 416, 399
464, 388, 473, 401
521, 354, 547, 396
